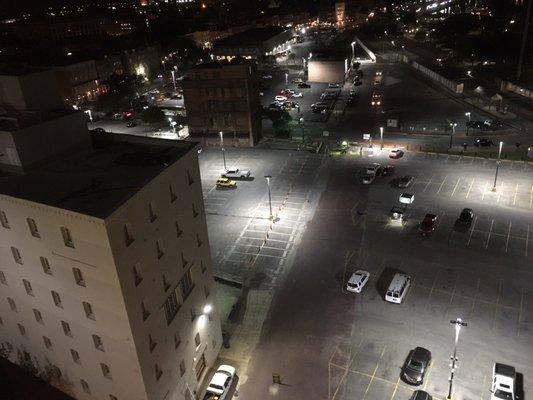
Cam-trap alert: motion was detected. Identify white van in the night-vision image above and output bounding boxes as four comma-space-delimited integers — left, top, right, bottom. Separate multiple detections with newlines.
385, 273, 411, 303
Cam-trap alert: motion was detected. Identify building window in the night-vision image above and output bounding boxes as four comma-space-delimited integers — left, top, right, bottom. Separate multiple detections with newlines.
83, 302, 95, 320
170, 185, 177, 203
196, 234, 203, 248
80, 379, 91, 394
124, 223, 134, 247
133, 263, 143, 286
62, 321, 72, 337
18, 323, 26, 337
194, 332, 201, 349
0, 270, 7, 285
72, 267, 85, 287
11, 247, 23, 265
181, 251, 188, 268
179, 360, 186, 377
204, 285, 210, 298
149, 334, 157, 352
149, 202, 157, 222
163, 275, 171, 292
27, 218, 40, 238
174, 333, 181, 349
180, 269, 194, 301
164, 290, 180, 325
156, 240, 164, 259
43, 336, 52, 350
51, 291, 62, 308
60, 227, 74, 248
187, 169, 194, 185
40, 257, 52, 275
175, 221, 183, 238
33, 309, 43, 324
155, 363, 163, 381
141, 299, 151, 321
192, 203, 198, 218
0, 211, 9, 229
92, 334, 104, 351
101, 363, 112, 380
22, 279, 34, 296
7, 297, 17, 312
71, 349, 81, 364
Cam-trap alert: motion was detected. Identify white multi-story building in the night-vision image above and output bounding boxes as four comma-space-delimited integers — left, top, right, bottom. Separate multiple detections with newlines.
0, 69, 222, 400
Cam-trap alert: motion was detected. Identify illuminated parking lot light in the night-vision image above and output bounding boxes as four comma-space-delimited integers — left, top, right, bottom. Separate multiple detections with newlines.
219, 131, 227, 170
492, 141, 504, 192
203, 304, 212, 314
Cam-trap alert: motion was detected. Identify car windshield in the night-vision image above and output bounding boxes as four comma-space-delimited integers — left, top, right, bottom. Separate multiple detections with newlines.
494, 390, 513, 400
408, 360, 423, 370
210, 384, 224, 390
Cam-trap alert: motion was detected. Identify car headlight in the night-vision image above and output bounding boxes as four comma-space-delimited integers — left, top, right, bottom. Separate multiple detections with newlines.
416, 377, 422, 382
377, 101, 381, 105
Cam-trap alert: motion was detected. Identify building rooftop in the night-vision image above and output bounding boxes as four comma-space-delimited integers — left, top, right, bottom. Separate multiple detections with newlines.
0, 134, 198, 219
0, 64, 50, 76
213, 26, 289, 47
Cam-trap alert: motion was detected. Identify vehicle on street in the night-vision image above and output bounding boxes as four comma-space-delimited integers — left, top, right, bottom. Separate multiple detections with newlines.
298, 82, 311, 88
204, 365, 236, 400
222, 168, 251, 179
216, 178, 237, 189
311, 102, 328, 113
389, 149, 404, 159
385, 273, 411, 303
371, 93, 381, 106
362, 174, 375, 184
398, 175, 414, 188
280, 89, 295, 96
399, 193, 414, 205
455, 208, 474, 229
328, 82, 341, 88
275, 95, 288, 102
419, 213, 438, 236
484, 119, 503, 130
262, 75, 273, 79
410, 391, 432, 400
375, 71, 383, 76
490, 363, 517, 400
390, 205, 406, 224
346, 270, 370, 293
126, 121, 137, 128
382, 165, 395, 176
474, 138, 495, 147
292, 92, 303, 98
402, 347, 432, 385
291, 78, 304, 84
366, 163, 382, 176
268, 102, 282, 110
320, 92, 337, 100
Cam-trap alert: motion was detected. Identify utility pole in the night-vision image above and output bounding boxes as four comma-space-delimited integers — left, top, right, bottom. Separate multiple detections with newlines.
447, 318, 467, 400
517, 0, 533, 81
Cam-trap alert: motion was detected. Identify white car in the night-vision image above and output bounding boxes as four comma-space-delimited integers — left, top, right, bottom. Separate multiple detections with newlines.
275, 95, 287, 102
362, 174, 375, 185
292, 92, 303, 98
205, 365, 236, 400
222, 168, 251, 179
346, 270, 370, 293
262, 75, 273, 79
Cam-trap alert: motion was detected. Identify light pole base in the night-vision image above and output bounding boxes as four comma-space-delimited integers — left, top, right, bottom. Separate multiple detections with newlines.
269, 216, 280, 222
491, 187, 497, 192
446, 396, 452, 400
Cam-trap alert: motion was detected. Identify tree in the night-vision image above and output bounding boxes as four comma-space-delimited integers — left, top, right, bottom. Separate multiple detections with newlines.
266, 108, 293, 136
140, 107, 165, 124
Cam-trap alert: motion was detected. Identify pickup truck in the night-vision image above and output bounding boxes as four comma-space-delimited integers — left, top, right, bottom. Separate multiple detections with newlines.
222, 168, 251, 179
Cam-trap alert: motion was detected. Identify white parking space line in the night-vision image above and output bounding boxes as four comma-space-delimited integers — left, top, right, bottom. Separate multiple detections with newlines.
513, 183, 519, 206
526, 225, 530, 257
436, 175, 448, 194
467, 216, 478, 246
481, 181, 489, 201
505, 222, 512, 253
518, 288, 525, 337
530, 185, 533, 208
466, 178, 475, 199
450, 177, 461, 197
497, 183, 504, 203
485, 219, 494, 249
423, 176, 433, 192
362, 345, 387, 400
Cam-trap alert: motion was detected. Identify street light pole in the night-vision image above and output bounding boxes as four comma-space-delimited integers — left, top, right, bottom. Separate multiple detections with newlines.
300, 117, 305, 141
449, 123, 456, 149
264, 175, 273, 220
380, 126, 384, 150
171, 69, 177, 93
285, 72, 288, 86
492, 141, 504, 192
219, 131, 227, 171
447, 318, 467, 400
465, 112, 471, 122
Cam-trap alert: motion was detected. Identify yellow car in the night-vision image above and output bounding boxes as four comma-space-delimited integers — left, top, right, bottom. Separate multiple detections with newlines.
216, 178, 237, 189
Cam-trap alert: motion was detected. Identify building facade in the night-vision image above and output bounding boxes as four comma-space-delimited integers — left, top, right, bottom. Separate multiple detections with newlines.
0, 70, 222, 400
183, 61, 262, 147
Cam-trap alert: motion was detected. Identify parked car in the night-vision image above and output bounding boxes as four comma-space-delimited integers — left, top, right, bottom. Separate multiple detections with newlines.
419, 213, 438, 236
262, 75, 273, 79
328, 82, 341, 88
490, 363, 517, 400
346, 270, 370, 293
292, 92, 303, 98
382, 165, 395, 176
398, 175, 414, 188
474, 138, 495, 147
366, 163, 382, 176
204, 365, 236, 400
402, 347, 432, 385
222, 168, 251, 179
389, 149, 404, 159
298, 82, 311, 88
216, 178, 237, 189
291, 78, 304, 84
467, 120, 486, 130
321, 92, 337, 100
275, 95, 288, 102
484, 119, 503, 130
410, 390, 432, 400
385, 273, 411, 303
455, 208, 474, 229
362, 174, 375, 185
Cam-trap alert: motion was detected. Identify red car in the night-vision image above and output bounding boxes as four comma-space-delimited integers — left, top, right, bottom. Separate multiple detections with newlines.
419, 214, 438, 236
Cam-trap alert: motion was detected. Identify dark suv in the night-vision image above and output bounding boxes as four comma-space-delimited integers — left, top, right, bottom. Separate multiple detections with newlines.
402, 347, 432, 385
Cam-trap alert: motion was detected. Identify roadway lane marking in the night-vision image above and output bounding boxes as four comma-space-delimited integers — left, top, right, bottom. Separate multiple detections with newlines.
466, 178, 475, 199
423, 176, 433, 192
450, 177, 461, 197
517, 288, 525, 337
467, 216, 478, 246
362, 345, 387, 400
505, 222, 512, 253
513, 183, 519, 206
485, 219, 494, 249
437, 175, 448, 194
